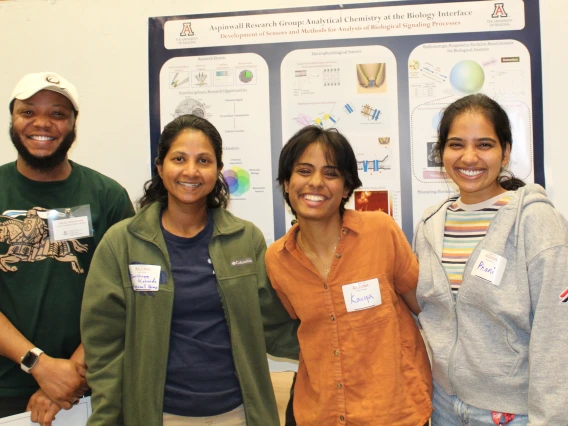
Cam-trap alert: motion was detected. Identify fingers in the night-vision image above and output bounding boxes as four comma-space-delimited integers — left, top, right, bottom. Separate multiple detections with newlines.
26, 390, 60, 426
78, 375, 89, 392
74, 362, 87, 378
30, 406, 44, 424
56, 400, 73, 410
43, 405, 59, 426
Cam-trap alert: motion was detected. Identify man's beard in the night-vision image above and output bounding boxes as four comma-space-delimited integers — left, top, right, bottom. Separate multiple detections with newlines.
10, 124, 76, 171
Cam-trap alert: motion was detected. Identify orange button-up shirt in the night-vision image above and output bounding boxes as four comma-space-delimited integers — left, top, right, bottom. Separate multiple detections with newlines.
266, 210, 432, 425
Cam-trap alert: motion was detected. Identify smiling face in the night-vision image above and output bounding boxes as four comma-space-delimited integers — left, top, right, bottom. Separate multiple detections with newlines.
157, 129, 219, 211
442, 112, 511, 204
284, 142, 349, 223
10, 90, 76, 170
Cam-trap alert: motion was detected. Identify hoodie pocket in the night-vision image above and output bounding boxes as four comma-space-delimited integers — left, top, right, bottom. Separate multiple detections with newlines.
455, 297, 523, 377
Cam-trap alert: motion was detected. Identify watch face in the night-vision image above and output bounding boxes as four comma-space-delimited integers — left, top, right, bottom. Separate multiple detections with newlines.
21, 351, 39, 368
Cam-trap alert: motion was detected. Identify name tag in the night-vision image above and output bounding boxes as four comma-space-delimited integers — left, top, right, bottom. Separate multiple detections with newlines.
129, 264, 161, 291
47, 204, 93, 242
342, 278, 382, 312
51, 216, 90, 241
471, 249, 507, 286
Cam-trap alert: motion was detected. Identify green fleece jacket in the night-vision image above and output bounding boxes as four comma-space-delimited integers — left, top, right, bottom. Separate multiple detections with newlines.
81, 202, 299, 426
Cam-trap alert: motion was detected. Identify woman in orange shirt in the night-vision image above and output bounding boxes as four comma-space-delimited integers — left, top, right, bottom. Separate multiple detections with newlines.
266, 125, 432, 425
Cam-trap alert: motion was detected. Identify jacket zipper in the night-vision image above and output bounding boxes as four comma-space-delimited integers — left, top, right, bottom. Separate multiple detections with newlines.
424, 217, 459, 394
210, 260, 249, 424
140, 235, 173, 426
426, 207, 507, 395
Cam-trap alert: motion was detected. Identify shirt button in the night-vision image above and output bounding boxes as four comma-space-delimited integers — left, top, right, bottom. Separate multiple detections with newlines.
340, 415, 345, 421
324, 284, 328, 289
336, 253, 342, 258
330, 315, 335, 321
337, 382, 342, 388
334, 349, 340, 356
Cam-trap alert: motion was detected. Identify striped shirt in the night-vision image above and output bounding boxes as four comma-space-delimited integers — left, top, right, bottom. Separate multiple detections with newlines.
442, 192, 512, 292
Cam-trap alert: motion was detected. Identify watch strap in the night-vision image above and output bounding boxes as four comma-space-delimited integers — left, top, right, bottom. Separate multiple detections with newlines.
20, 347, 44, 373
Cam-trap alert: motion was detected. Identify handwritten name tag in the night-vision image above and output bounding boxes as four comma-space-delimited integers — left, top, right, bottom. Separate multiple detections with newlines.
471, 249, 507, 286
342, 278, 382, 312
129, 264, 161, 291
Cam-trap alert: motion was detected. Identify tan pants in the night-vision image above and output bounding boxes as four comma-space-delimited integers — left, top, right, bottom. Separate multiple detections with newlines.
163, 404, 246, 426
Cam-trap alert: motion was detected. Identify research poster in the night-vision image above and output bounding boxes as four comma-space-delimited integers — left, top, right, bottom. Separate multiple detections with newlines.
149, 0, 542, 240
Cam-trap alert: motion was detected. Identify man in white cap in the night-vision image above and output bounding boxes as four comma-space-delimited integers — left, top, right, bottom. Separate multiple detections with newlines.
0, 72, 135, 424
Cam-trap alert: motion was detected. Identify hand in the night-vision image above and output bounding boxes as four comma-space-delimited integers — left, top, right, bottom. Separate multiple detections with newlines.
26, 389, 61, 426
30, 355, 89, 409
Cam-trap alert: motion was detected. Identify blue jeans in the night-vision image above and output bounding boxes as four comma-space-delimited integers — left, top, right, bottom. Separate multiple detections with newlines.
431, 381, 528, 426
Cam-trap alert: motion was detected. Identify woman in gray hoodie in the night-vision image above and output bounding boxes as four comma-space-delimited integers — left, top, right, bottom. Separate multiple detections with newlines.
414, 94, 568, 425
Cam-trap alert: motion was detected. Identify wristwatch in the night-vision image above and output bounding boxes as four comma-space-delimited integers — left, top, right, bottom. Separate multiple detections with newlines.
20, 348, 44, 373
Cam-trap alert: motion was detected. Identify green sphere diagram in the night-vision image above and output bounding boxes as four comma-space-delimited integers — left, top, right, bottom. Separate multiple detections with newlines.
450, 60, 485, 94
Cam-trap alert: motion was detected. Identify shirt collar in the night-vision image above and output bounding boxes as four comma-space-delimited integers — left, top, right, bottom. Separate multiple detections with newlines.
277, 209, 361, 253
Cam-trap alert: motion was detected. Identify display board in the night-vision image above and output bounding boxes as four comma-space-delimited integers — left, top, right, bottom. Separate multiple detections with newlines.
149, 0, 542, 240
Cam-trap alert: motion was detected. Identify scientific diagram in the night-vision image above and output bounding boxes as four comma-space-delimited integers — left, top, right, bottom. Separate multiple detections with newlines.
173, 98, 206, 118
356, 63, 386, 93
354, 190, 391, 216
192, 70, 210, 87
323, 68, 340, 87
355, 140, 391, 175
223, 167, 251, 197
292, 103, 341, 129
214, 70, 233, 86
170, 72, 190, 88
360, 104, 382, 121
237, 69, 255, 84
449, 60, 485, 94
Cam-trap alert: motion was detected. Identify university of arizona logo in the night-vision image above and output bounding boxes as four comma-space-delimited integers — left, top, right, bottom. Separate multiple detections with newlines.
180, 22, 194, 37
560, 287, 568, 303
0, 208, 88, 274
492, 3, 508, 18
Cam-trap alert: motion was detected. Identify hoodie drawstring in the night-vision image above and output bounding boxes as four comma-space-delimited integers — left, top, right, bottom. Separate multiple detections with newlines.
513, 187, 526, 248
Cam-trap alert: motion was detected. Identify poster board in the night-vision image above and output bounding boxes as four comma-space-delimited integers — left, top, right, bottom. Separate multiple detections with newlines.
148, 0, 542, 240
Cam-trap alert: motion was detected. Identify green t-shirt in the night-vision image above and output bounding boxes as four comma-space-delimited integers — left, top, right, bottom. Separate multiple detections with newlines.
0, 161, 135, 396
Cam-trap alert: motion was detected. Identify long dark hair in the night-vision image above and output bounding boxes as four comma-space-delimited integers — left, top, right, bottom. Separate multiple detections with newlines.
437, 93, 525, 191
138, 114, 229, 209
277, 126, 362, 216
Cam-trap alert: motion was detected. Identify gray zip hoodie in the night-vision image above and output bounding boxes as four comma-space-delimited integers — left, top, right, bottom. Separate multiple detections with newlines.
414, 184, 568, 425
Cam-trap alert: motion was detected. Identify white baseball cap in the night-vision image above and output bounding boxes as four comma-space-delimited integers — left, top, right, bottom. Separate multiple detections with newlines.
10, 72, 79, 112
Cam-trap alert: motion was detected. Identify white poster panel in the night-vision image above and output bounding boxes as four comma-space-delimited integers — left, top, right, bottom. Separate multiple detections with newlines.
281, 45, 402, 228
159, 53, 275, 243
408, 39, 533, 225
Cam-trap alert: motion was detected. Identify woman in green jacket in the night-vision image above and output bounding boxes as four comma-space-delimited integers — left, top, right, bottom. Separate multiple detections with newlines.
81, 115, 298, 426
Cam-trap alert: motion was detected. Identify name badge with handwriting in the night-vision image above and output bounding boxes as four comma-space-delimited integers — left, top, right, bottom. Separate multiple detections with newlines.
342, 278, 382, 312
129, 264, 161, 291
471, 249, 507, 286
